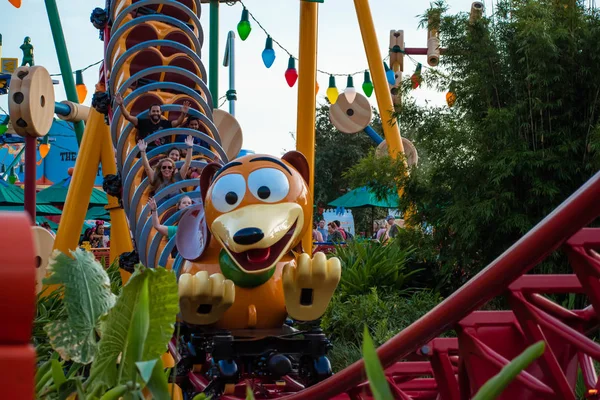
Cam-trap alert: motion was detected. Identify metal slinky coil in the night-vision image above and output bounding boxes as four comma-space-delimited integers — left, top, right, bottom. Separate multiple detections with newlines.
105, 0, 226, 269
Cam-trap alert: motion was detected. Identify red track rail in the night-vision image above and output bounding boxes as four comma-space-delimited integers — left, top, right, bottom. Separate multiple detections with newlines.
283, 171, 600, 399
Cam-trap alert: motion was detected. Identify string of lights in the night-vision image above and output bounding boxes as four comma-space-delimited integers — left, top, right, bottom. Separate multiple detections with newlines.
49, 59, 103, 77
233, 1, 443, 104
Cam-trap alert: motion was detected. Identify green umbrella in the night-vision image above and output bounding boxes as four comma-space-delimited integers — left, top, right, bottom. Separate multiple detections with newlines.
0, 204, 62, 215
328, 186, 399, 208
86, 206, 110, 221
37, 177, 108, 205
0, 179, 26, 204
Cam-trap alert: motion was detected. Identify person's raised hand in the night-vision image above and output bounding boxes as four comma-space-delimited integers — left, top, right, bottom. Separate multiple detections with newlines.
148, 197, 157, 212
114, 93, 123, 106
182, 101, 191, 114
185, 135, 194, 148
137, 139, 147, 152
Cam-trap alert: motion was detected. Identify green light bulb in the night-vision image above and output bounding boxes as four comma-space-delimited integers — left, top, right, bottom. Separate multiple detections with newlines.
362, 71, 374, 97
237, 8, 252, 41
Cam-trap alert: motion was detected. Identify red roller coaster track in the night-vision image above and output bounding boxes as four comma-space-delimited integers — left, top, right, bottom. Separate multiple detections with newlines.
2, 172, 599, 399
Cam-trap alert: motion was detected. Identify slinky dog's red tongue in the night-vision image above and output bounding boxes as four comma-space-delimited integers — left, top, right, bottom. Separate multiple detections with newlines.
247, 247, 271, 263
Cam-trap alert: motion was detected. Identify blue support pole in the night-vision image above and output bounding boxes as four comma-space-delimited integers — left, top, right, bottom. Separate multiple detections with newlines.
54, 102, 71, 116
364, 125, 384, 145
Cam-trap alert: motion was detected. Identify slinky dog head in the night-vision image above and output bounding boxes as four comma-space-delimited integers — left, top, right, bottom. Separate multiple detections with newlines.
199, 151, 310, 274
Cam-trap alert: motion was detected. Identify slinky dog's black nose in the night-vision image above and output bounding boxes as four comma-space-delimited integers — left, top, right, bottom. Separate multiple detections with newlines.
233, 227, 264, 245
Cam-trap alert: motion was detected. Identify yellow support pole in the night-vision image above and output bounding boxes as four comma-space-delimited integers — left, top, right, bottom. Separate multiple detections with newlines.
295, 0, 319, 253
353, 0, 405, 158
53, 108, 104, 255
99, 118, 133, 264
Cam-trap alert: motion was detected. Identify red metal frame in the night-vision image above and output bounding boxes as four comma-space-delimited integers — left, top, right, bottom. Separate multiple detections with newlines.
0, 213, 36, 399
277, 171, 600, 399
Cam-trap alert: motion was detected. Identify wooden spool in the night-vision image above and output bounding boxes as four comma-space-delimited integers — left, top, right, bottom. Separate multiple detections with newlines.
32, 226, 56, 294
329, 92, 372, 134
8, 66, 55, 137
213, 109, 243, 160
375, 138, 419, 167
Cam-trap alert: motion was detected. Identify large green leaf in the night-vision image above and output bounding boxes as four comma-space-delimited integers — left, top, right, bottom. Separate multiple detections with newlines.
88, 266, 178, 388
472, 341, 545, 400
136, 359, 170, 400
43, 249, 116, 364
362, 326, 394, 400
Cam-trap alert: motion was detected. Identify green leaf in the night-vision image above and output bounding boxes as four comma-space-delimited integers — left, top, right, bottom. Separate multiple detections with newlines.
472, 341, 545, 400
122, 274, 150, 383
43, 249, 116, 364
362, 326, 394, 400
88, 266, 178, 388
51, 359, 67, 388
137, 358, 170, 400
135, 359, 158, 384
246, 385, 256, 400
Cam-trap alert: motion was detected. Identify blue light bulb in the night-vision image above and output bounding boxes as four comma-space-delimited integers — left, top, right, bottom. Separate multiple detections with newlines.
386, 68, 396, 85
383, 62, 396, 85
262, 36, 276, 68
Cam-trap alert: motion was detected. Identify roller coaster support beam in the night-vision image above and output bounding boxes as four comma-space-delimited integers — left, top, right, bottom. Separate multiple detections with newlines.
296, 0, 319, 254
24, 136, 36, 222
353, 0, 404, 159
44, 0, 85, 145
52, 108, 132, 271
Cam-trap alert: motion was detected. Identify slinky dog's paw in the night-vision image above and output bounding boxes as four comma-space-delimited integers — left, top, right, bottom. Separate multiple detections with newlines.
178, 272, 235, 325
283, 252, 341, 322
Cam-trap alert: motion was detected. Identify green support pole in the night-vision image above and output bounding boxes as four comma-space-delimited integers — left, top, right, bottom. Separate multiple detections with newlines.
44, 0, 85, 145
209, 0, 219, 108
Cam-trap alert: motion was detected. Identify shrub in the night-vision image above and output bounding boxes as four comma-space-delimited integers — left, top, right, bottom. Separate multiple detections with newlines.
322, 289, 445, 371
331, 239, 420, 298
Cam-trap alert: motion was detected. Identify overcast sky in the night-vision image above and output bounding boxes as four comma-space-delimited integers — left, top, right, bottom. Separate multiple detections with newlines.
1, 0, 481, 155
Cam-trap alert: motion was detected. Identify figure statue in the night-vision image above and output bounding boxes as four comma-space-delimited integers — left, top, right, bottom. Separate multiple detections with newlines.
20, 36, 34, 67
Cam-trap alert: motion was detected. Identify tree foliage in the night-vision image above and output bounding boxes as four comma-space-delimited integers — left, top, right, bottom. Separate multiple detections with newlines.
349, 0, 600, 290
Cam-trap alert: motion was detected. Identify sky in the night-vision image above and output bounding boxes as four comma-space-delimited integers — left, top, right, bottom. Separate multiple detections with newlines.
0, 0, 481, 156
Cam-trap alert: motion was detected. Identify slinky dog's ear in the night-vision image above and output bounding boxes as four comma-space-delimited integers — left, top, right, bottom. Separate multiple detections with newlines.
200, 162, 223, 203
281, 151, 309, 185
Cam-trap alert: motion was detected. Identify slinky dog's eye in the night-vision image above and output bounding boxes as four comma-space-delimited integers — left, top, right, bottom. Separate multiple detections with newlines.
248, 168, 289, 203
211, 174, 246, 212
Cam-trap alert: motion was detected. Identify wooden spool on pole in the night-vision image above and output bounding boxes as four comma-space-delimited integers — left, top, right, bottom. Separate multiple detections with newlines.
329, 92, 372, 134
8, 66, 55, 223
8, 66, 55, 138
376, 138, 419, 167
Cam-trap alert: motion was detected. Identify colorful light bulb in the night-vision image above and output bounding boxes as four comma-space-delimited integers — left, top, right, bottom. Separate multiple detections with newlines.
362, 71, 374, 97
384, 62, 396, 85
411, 63, 423, 89
237, 8, 252, 41
75, 70, 87, 103
326, 75, 339, 105
446, 91, 457, 107
261, 36, 276, 68
344, 75, 357, 104
39, 135, 50, 159
284, 57, 298, 87
8, 167, 17, 184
